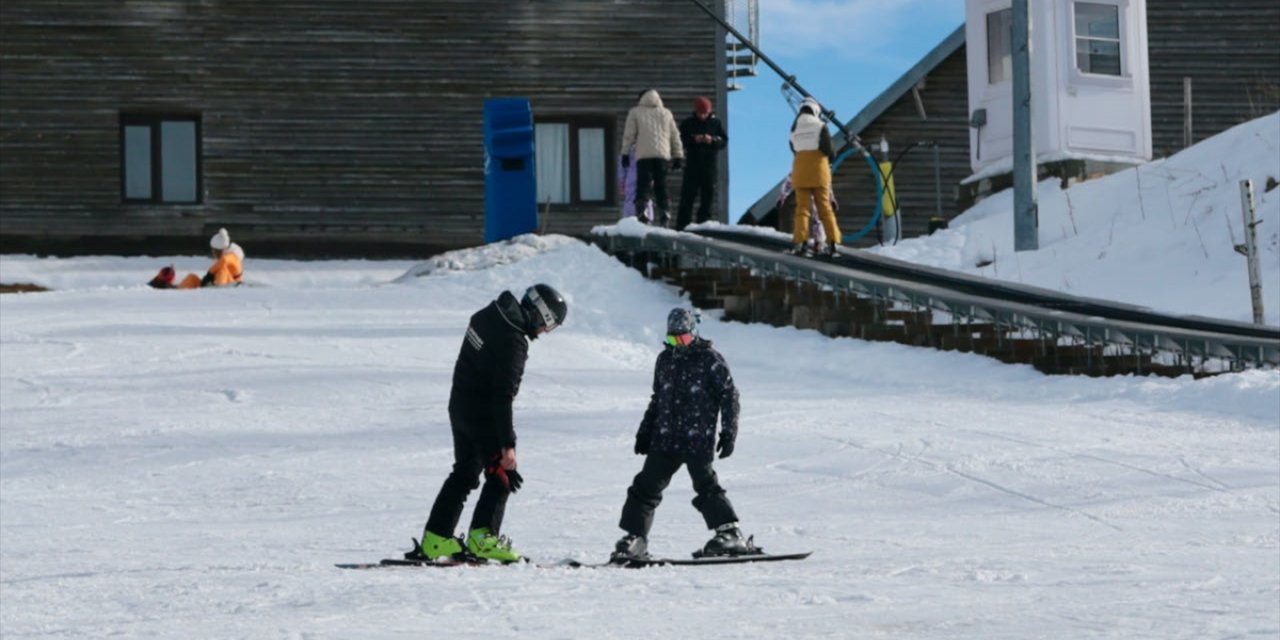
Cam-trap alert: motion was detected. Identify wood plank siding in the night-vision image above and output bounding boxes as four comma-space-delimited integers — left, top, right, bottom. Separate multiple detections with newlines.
0, 1, 724, 257
1146, 1, 1280, 156
830, 46, 973, 247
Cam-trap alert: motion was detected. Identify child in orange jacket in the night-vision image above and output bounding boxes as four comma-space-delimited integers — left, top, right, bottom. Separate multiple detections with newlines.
177, 228, 243, 288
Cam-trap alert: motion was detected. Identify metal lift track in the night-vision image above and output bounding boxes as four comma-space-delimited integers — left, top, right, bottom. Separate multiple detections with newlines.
589, 228, 1280, 375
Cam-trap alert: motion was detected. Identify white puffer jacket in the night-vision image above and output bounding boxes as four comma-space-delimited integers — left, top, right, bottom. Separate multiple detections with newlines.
622, 90, 684, 161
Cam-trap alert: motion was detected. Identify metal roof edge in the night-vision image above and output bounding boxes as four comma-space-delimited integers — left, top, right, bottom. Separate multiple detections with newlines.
843, 24, 966, 135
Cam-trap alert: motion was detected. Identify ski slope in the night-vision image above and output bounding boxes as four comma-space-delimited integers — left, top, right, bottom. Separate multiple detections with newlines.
2, 233, 1277, 639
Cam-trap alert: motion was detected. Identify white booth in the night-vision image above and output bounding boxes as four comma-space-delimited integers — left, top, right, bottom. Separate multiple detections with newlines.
964, 0, 1152, 181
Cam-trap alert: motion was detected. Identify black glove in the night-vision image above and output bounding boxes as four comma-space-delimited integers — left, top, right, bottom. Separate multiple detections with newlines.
621, 154, 630, 168
634, 433, 650, 456
671, 157, 684, 171
716, 436, 734, 459
485, 459, 524, 493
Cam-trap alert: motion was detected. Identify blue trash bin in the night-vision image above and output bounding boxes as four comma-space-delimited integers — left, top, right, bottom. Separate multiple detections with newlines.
483, 98, 537, 243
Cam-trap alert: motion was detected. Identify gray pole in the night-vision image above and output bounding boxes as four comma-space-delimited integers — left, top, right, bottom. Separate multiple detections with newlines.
1238, 180, 1266, 324
714, 0, 729, 223
1012, 0, 1038, 251
1183, 77, 1194, 148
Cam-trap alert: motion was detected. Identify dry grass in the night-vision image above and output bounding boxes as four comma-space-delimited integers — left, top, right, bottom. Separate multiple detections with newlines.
0, 283, 50, 294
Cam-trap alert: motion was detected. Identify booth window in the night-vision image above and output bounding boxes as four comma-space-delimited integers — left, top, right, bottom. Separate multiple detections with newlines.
1074, 2, 1122, 76
534, 117, 612, 205
986, 8, 1012, 84
120, 113, 201, 203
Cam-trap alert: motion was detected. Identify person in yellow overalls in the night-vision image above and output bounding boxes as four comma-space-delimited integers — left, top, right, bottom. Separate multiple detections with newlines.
788, 97, 842, 257
178, 228, 243, 288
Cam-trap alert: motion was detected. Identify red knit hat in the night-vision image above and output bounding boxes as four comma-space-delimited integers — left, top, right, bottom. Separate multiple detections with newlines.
693, 96, 712, 115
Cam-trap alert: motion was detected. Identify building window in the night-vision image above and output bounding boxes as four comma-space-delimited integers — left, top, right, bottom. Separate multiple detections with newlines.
986, 8, 1012, 84
1074, 2, 1122, 76
120, 113, 201, 203
534, 117, 612, 205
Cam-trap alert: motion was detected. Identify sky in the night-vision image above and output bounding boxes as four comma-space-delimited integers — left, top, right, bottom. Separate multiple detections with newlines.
1, 109, 1277, 639
724, 0, 966, 218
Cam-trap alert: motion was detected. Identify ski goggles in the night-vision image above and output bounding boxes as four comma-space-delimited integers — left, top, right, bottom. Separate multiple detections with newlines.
526, 289, 560, 332
664, 333, 694, 347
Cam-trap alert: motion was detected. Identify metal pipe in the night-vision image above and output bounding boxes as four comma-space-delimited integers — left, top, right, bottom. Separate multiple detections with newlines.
1012, 0, 1039, 251
1239, 179, 1266, 324
687, 0, 858, 143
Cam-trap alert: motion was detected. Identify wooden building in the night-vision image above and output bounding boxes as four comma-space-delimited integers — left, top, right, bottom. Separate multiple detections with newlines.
0, 1, 728, 257
746, 1, 1280, 247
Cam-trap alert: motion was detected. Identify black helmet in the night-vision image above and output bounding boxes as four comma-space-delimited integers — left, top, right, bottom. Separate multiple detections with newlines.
521, 283, 568, 335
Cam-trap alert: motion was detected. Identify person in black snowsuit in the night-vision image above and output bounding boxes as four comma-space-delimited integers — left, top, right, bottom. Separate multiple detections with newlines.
613, 308, 756, 560
675, 96, 728, 231
417, 284, 568, 563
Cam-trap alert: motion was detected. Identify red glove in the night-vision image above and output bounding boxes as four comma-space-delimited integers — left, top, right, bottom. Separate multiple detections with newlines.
486, 455, 524, 493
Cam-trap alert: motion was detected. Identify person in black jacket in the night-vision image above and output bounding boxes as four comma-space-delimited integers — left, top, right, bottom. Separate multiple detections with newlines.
675, 96, 728, 231
613, 308, 756, 561
415, 284, 568, 563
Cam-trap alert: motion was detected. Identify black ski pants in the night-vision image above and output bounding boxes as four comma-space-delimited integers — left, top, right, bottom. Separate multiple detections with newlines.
676, 166, 716, 230
634, 158, 671, 224
619, 450, 738, 537
425, 415, 510, 536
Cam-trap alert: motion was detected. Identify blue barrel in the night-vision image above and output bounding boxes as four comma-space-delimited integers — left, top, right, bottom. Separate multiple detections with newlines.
483, 98, 537, 243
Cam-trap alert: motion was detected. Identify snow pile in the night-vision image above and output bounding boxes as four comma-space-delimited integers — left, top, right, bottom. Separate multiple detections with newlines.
875, 112, 1280, 325
393, 233, 580, 281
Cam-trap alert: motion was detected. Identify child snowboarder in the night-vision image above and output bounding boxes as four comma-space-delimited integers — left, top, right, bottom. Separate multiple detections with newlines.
613, 308, 756, 561
414, 284, 569, 563
777, 173, 839, 255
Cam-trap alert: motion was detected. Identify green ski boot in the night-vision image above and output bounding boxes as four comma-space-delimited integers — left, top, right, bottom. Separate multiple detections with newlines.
466, 527, 521, 563
418, 529, 464, 561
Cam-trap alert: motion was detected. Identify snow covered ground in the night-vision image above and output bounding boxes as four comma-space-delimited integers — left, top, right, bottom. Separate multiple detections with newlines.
871, 112, 1280, 327
2, 233, 1277, 639
2, 115, 1278, 639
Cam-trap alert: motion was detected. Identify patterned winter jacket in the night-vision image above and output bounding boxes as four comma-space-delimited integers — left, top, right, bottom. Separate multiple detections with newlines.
636, 337, 739, 462
622, 89, 685, 162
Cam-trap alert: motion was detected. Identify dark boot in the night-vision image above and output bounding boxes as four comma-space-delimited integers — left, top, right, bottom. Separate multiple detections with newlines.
612, 533, 649, 561
697, 522, 759, 557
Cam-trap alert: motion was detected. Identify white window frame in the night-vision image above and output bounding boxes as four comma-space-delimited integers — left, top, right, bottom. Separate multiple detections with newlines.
1070, 0, 1131, 82
533, 116, 613, 206
120, 112, 202, 204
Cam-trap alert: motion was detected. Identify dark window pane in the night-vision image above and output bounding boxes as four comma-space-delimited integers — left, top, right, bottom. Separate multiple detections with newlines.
1075, 3, 1119, 39
1076, 38, 1122, 75
577, 127, 605, 201
124, 125, 152, 199
160, 120, 197, 202
986, 9, 1012, 84
534, 122, 570, 204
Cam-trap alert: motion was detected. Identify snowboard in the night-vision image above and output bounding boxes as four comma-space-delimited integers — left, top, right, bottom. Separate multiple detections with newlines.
335, 557, 524, 570
568, 551, 812, 569
782, 246, 840, 261
336, 552, 812, 570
